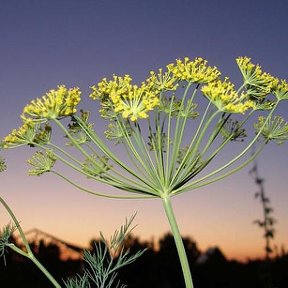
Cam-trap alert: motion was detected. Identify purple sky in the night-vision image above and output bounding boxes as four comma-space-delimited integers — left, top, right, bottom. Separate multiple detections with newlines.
1, 0, 288, 261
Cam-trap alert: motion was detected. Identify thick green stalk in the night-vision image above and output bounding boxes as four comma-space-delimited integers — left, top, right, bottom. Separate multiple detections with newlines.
162, 195, 193, 288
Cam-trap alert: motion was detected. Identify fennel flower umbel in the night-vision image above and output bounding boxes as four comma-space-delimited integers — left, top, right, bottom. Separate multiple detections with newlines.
2, 56, 288, 288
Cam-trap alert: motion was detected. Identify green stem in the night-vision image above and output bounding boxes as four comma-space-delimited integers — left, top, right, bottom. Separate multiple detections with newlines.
175, 103, 279, 193
53, 119, 117, 182
51, 170, 156, 199
0, 196, 31, 254
165, 94, 175, 185
162, 195, 193, 288
85, 142, 155, 190
170, 106, 218, 188
0, 196, 61, 288
74, 115, 155, 189
173, 141, 266, 195
168, 83, 193, 180
133, 122, 161, 186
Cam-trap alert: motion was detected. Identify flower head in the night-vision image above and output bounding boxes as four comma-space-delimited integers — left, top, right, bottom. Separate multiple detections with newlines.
220, 119, 247, 141
167, 57, 221, 84
201, 78, 255, 113
90, 75, 160, 121
104, 122, 133, 144
236, 57, 276, 99
253, 100, 276, 111
27, 149, 57, 176
146, 69, 178, 92
66, 110, 93, 146
34, 123, 52, 145
254, 116, 288, 145
82, 155, 110, 177
3, 120, 37, 148
272, 79, 288, 101
22, 85, 81, 123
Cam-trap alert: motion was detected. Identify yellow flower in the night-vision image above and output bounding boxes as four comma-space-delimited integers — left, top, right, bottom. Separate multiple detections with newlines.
22, 85, 81, 123
201, 78, 255, 113
236, 57, 276, 98
146, 69, 178, 92
90, 75, 160, 121
90, 75, 132, 101
272, 79, 288, 101
3, 120, 37, 148
167, 57, 221, 84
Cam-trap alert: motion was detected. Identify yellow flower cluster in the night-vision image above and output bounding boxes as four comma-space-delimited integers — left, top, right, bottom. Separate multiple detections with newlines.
146, 69, 178, 92
272, 79, 288, 101
22, 85, 81, 122
90, 75, 132, 100
167, 57, 221, 84
90, 75, 160, 121
236, 57, 276, 98
3, 121, 36, 148
201, 78, 255, 113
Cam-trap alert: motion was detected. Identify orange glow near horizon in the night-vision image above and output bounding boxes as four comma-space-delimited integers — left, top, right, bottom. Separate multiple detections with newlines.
2, 183, 285, 264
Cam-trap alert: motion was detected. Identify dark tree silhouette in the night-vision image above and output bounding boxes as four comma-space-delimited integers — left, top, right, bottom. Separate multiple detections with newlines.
1, 231, 288, 287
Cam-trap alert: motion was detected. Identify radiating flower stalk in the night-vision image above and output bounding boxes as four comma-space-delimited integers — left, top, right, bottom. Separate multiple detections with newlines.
2, 56, 288, 288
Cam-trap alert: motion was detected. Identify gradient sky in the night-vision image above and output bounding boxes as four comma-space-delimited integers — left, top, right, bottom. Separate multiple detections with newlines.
1, 0, 288, 261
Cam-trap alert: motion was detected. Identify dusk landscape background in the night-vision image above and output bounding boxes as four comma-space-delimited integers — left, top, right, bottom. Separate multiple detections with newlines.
1, 0, 288, 264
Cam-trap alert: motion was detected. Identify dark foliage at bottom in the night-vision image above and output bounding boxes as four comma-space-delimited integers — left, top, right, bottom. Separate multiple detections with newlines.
1, 233, 287, 288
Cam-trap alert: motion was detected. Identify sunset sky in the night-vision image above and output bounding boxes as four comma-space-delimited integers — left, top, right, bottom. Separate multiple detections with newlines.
1, 0, 288, 262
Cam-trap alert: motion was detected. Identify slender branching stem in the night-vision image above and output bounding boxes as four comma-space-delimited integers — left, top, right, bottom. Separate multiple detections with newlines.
0, 196, 61, 288
74, 115, 156, 189
173, 141, 266, 195
168, 83, 193, 180
51, 170, 157, 199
